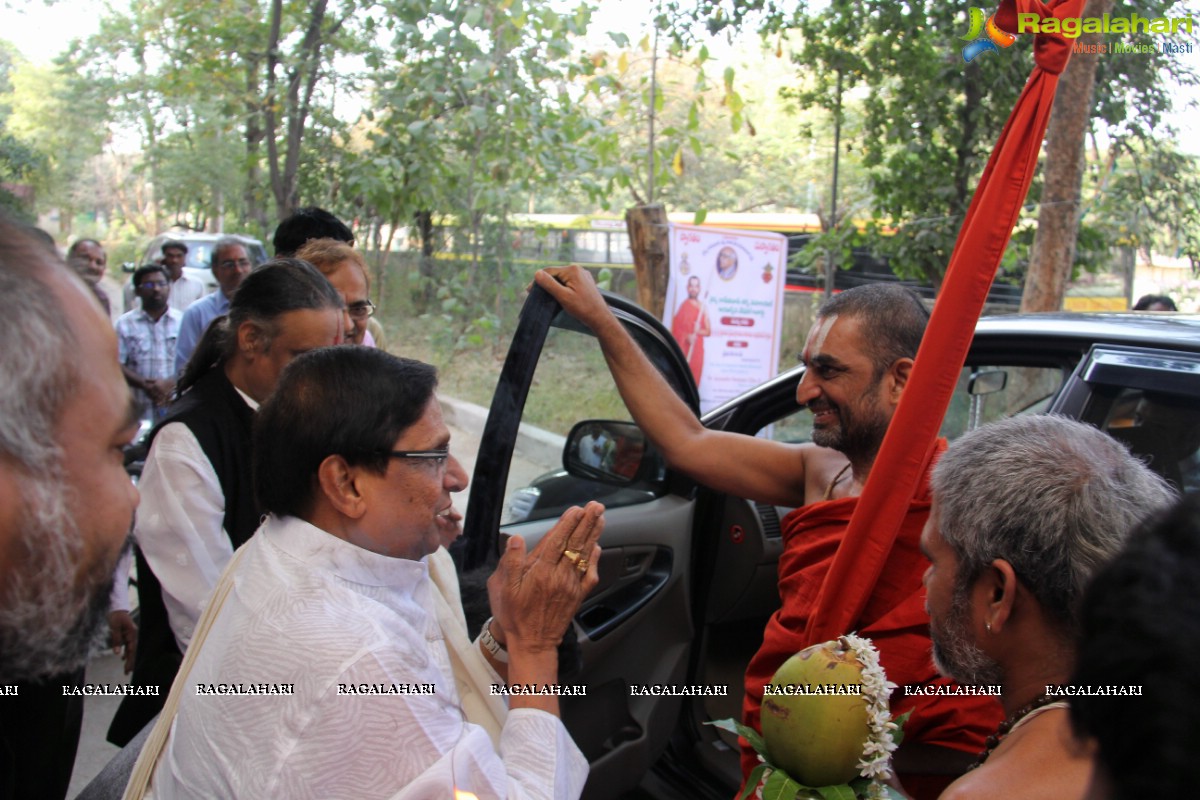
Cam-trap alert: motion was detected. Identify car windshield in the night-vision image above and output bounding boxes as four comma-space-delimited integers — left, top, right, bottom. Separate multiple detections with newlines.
146, 236, 268, 269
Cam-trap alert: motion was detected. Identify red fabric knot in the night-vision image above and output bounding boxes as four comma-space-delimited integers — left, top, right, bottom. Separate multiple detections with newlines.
995, 0, 1088, 74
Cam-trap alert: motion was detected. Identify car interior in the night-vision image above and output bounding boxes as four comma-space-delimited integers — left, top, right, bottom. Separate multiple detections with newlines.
1071, 346, 1200, 496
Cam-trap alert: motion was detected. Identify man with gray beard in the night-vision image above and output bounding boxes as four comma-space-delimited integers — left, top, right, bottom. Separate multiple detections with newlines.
920, 414, 1175, 800
0, 215, 141, 799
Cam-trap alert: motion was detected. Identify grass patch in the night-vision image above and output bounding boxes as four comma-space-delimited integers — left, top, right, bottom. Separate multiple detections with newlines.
368, 252, 820, 430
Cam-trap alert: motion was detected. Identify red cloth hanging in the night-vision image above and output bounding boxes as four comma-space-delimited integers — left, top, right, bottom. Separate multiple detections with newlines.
803, 0, 1086, 646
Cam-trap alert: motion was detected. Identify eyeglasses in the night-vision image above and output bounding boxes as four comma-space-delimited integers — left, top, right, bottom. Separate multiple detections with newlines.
138, 281, 169, 290
386, 448, 450, 472
348, 300, 376, 320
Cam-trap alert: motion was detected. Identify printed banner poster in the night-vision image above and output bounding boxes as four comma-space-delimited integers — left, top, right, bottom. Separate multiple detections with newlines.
663, 223, 787, 414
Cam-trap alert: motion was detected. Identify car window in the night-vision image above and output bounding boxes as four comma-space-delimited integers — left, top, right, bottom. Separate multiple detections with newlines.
760, 364, 1066, 445
1096, 387, 1200, 494
500, 324, 640, 525
939, 364, 1064, 438
500, 313, 684, 526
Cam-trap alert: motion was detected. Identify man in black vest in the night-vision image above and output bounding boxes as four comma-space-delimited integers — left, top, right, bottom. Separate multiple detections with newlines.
108, 259, 344, 744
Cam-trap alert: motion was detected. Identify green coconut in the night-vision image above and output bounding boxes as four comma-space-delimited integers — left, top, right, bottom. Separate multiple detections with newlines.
760, 638, 871, 787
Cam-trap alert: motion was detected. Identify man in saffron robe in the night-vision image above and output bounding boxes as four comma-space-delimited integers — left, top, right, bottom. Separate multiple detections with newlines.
670, 276, 710, 385
535, 265, 1004, 798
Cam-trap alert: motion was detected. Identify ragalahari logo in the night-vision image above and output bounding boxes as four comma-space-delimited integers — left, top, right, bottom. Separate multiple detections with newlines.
961, 8, 1017, 62
961, 8, 1195, 62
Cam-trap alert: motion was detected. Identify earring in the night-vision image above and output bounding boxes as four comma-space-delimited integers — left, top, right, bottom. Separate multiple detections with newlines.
985, 622, 992, 634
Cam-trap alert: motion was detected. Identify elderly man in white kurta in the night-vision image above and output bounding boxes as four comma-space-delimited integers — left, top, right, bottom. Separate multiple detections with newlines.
133, 347, 604, 799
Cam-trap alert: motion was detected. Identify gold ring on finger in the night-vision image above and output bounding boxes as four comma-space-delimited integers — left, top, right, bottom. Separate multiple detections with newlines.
562, 549, 583, 565
574, 558, 589, 575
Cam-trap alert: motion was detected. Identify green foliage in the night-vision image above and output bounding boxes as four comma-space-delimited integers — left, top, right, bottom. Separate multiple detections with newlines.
1093, 0, 1199, 136
792, 222, 869, 286
0, 132, 44, 216
2, 55, 106, 229
595, 266, 614, 291
571, 31, 731, 208
342, 0, 632, 316
429, 267, 505, 351
349, 0, 609, 221
779, 2, 1030, 286
665, 0, 1199, 288
53, 0, 381, 235
1085, 136, 1200, 269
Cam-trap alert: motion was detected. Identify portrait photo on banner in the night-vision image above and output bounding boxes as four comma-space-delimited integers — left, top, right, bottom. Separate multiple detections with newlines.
663, 223, 787, 414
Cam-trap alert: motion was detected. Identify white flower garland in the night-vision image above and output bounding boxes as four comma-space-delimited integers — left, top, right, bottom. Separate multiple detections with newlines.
840, 632, 900, 783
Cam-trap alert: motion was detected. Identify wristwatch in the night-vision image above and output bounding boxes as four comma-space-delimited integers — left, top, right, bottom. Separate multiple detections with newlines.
479, 616, 508, 663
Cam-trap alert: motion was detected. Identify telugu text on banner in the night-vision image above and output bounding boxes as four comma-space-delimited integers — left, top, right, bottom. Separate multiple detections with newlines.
663, 223, 787, 413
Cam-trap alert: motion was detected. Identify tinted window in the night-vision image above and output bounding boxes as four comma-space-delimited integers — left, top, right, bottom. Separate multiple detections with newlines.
1096, 388, 1200, 494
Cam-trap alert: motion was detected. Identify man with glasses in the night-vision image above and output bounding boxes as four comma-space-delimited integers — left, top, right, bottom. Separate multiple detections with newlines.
116, 264, 182, 420
125, 239, 205, 314
295, 238, 377, 346
174, 238, 255, 374
132, 347, 599, 799
108, 259, 344, 744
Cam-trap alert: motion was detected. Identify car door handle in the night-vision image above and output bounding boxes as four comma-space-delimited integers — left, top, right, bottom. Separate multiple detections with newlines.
577, 546, 672, 639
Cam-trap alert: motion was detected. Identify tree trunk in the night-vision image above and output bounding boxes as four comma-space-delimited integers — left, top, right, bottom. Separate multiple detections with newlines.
1021, 0, 1113, 312
1120, 245, 1135, 307
264, 0, 334, 222
625, 203, 670, 317
135, 48, 161, 234
415, 210, 435, 312
243, 54, 269, 238
264, 0, 285, 217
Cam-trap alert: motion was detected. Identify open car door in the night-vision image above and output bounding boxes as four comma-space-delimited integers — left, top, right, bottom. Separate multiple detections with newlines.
458, 285, 702, 799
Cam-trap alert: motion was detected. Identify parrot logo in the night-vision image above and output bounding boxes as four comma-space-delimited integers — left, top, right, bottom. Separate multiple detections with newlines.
961, 7, 1017, 62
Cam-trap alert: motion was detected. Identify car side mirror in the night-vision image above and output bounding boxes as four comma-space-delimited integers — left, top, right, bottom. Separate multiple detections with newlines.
966, 369, 1008, 431
564, 420, 665, 486
968, 369, 1007, 395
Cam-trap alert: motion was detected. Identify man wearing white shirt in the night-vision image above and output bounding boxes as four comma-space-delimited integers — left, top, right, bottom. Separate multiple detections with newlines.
108, 259, 344, 745
159, 240, 205, 311
125, 240, 207, 314
139, 346, 601, 799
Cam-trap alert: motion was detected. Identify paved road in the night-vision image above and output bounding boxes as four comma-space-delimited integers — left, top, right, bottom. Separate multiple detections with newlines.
69, 396, 559, 794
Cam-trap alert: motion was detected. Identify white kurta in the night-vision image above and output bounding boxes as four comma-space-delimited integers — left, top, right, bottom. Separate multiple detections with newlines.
135, 388, 255, 651
145, 515, 588, 800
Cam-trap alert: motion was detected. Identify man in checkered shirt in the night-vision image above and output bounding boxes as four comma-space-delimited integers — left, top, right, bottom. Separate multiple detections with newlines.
115, 263, 182, 420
